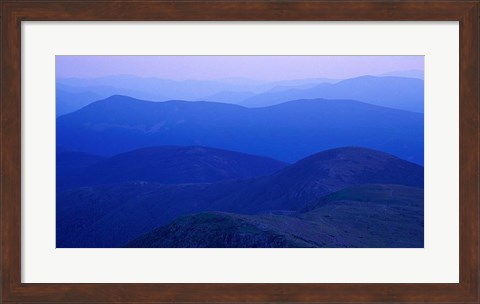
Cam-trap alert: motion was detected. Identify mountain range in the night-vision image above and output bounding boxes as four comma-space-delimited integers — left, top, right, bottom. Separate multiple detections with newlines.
56, 95, 424, 164
56, 73, 423, 115
56, 75, 338, 115
56, 74, 424, 248
240, 76, 424, 112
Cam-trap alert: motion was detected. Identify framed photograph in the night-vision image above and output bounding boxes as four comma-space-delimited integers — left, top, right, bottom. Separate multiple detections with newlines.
1, 0, 478, 303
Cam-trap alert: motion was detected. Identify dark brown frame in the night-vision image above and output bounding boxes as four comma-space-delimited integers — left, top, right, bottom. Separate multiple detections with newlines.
1, 0, 479, 303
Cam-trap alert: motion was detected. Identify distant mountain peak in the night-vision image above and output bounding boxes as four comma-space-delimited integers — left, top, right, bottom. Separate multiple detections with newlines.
106, 94, 132, 99
91, 94, 148, 105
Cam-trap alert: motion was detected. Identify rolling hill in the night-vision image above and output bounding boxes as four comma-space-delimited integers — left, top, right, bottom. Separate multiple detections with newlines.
211, 147, 424, 212
56, 147, 423, 247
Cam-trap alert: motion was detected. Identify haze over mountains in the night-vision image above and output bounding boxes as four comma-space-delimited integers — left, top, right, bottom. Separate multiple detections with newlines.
56, 71, 424, 116
56, 67, 424, 248
56, 75, 337, 115
379, 69, 424, 79
240, 76, 423, 111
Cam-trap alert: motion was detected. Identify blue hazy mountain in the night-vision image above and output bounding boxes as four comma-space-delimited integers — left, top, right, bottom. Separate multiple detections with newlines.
56, 82, 170, 116
56, 147, 423, 247
55, 75, 341, 115
240, 76, 424, 112
58, 75, 340, 100
58, 146, 287, 190
379, 69, 424, 79
56, 76, 257, 115
57, 75, 267, 103
198, 78, 338, 103
56, 95, 424, 165
56, 75, 419, 115
199, 90, 257, 103
56, 88, 103, 117
125, 184, 423, 248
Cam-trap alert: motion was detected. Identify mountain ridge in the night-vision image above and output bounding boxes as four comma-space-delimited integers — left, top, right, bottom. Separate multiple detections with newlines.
57, 95, 424, 164
240, 75, 424, 112
58, 145, 288, 190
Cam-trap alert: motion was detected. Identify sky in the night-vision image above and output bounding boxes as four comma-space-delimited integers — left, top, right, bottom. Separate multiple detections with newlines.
56, 56, 424, 81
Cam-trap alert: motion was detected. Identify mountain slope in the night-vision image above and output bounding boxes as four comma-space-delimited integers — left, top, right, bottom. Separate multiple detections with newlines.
125, 212, 317, 248
241, 76, 424, 112
56, 83, 164, 116
57, 147, 423, 247
56, 181, 239, 247
56, 152, 106, 190
211, 147, 423, 212
56, 89, 103, 117
125, 184, 424, 248
57, 96, 424, 164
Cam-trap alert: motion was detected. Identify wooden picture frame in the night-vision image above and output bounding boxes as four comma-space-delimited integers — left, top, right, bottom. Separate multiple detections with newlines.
1, 0, 478, 302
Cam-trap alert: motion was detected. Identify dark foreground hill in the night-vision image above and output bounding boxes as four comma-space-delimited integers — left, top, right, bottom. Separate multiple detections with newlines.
57, 146, 287, 191
57, 95, 424, 164
57, 147, 424, 248
125, 184, 424, 248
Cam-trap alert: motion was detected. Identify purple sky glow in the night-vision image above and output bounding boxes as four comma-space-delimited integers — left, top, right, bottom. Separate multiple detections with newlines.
56, 56, 424, 81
